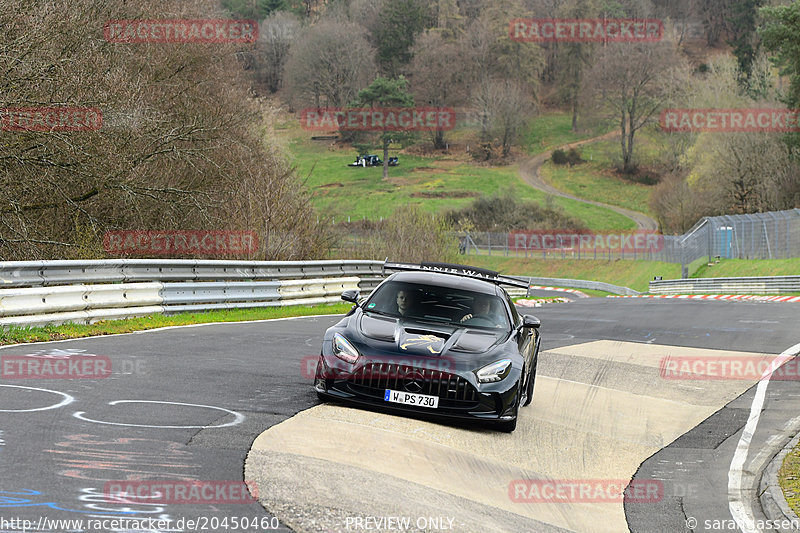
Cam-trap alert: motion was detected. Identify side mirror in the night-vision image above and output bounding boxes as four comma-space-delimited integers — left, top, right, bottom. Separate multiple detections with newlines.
521, 315, 540, 329
341, 289, 360, 304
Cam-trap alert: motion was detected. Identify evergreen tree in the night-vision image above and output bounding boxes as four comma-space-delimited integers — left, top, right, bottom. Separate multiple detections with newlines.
355, 77, 415, 179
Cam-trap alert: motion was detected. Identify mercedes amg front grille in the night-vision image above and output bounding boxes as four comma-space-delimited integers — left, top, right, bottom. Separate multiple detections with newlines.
346, 362, 479, 407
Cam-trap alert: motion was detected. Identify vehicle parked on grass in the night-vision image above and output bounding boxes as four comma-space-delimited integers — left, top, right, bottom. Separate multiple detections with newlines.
348, 154, 382, 167
348, 155, 399, 167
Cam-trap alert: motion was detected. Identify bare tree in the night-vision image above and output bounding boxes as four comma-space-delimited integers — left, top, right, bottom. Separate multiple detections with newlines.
255, 11, 300, 93
473, 80, 533, 157
583, 41, 685, 173
460, 15, 495, 88
693, 0, 735, 46
459, 3, 543, 105
650, 173, 712, 233
688, 132, 799, 214
347, 0, 386, 40
407, 30, 469, 149
0, 0, 331, 260
283, 19, 376, 108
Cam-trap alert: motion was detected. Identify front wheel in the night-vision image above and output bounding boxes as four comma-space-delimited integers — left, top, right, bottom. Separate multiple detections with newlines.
314, 358, 328, 403
523, 361, 536, 406
497, 379, 521, 432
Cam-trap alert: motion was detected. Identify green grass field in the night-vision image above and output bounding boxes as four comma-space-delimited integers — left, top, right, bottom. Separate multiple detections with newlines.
535, 126, 675, 219
285, 122, 635, 230
523, 111, 609, 154
540, 140, 656, 216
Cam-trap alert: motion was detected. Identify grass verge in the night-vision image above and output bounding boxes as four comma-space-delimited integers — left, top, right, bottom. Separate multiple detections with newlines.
464, 256, 800, 294
540, 158, 654, 216
692, 258, 800, 278
464, 256, 680, 293
0, 303, 352, 346
523, 111, 610, 154
578, 289, 617, 298
779, 442, 800, 517
537, 131, 669, 217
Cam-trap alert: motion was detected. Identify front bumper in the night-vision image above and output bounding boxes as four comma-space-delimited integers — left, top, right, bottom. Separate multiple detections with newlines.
314, 354, 521, 423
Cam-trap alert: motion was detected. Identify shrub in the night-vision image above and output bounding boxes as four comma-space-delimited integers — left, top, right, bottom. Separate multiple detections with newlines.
551, 149, 568, 165
332, 207, 458, 263
566, 148, 583, 165
445, 192, 586, 231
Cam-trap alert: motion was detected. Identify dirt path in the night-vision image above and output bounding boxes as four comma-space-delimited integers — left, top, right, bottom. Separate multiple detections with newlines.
518, 131, 659, 230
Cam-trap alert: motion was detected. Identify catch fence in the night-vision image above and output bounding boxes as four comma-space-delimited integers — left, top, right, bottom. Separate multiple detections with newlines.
460, 208, 800, 275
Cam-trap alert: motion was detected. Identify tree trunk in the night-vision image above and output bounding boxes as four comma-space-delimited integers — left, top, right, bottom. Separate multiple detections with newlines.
621, 110, 636, 174
625, 120, 636, 173
382, 138, 389, 180
433, 129, 445, 149
571, 91, 579, 131
620, 114, 629, 171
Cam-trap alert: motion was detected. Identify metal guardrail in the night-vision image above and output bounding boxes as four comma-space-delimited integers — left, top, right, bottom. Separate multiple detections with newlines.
0, 259, 385, 287
22, 259, 794, 327
509, 276, 640, 296
0, 260, 383, 327
649, 276, 800, 295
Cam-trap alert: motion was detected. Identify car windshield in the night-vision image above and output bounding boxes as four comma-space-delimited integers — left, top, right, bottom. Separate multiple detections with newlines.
364, 280, 510, 329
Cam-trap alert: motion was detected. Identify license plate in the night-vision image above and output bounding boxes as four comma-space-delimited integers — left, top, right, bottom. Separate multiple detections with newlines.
384, 389, 439, 409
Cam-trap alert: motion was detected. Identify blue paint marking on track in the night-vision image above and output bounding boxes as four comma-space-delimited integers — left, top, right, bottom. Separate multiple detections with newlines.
0, 490, 139, 516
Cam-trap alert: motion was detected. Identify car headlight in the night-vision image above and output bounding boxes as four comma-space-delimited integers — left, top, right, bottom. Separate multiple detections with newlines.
476, 359, 513, 383
332, 332, 359, 363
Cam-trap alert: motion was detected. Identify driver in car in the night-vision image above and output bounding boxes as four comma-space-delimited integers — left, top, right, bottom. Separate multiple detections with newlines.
460, 295, 502, 327
396, 289, 415, 316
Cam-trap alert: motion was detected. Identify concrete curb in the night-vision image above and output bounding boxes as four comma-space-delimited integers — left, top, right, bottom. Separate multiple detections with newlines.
760, 430, 800, 529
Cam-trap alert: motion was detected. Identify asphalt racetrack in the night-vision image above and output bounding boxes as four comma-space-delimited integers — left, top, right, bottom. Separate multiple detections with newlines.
0, 298, 798, 533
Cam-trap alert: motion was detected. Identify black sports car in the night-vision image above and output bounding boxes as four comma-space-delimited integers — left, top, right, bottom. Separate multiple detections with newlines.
313, 262, 540, 432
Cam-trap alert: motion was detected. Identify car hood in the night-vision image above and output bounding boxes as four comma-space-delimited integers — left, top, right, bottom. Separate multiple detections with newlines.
357, 313, 506, 357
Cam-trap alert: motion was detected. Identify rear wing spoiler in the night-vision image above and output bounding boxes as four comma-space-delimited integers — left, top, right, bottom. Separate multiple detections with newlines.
383, 261, 531, 289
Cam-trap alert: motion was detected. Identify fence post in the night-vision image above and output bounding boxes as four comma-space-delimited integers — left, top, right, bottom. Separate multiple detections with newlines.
787, 217, 791, 259
680, 237, 688, 279
764, 221, 772, 259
